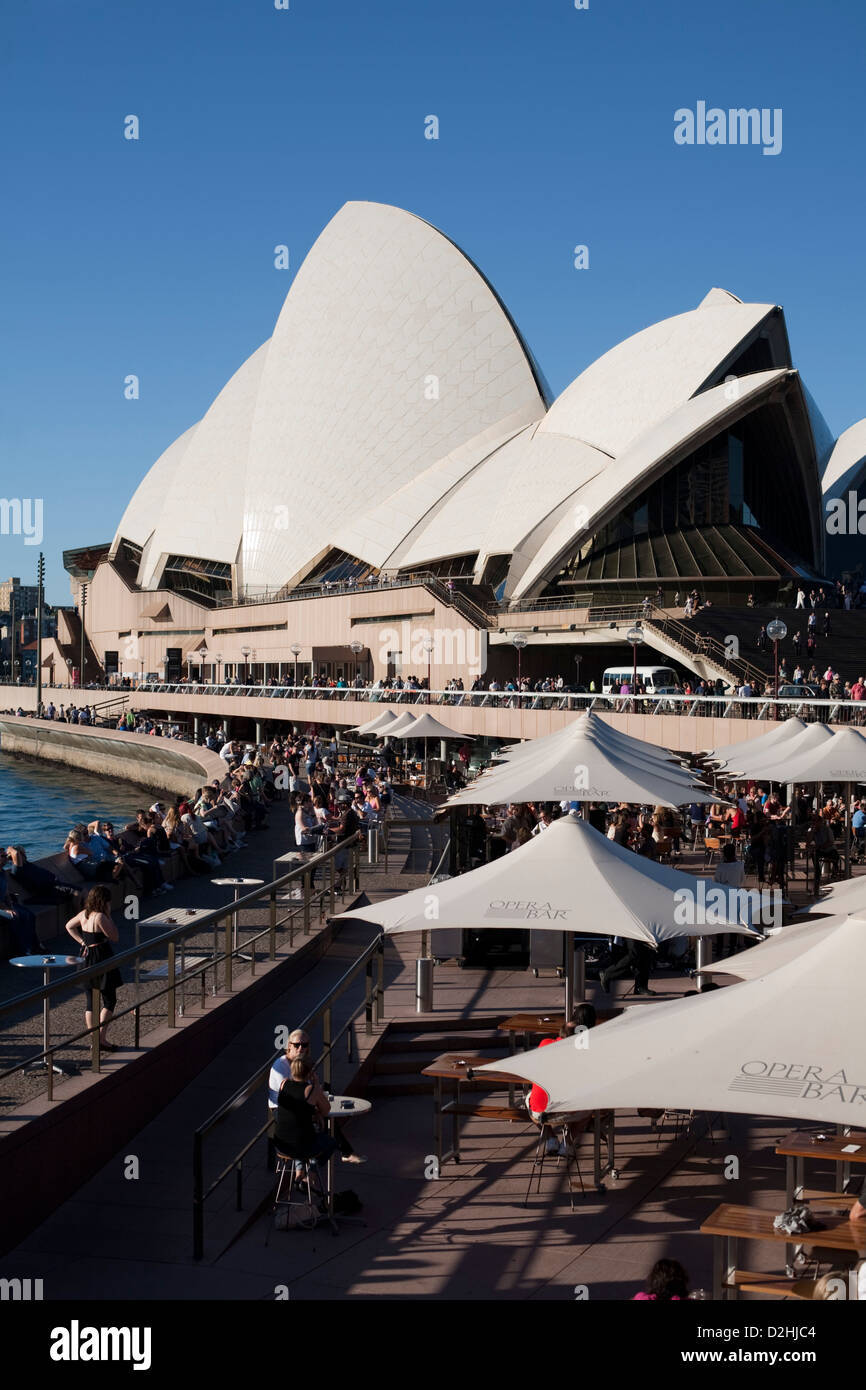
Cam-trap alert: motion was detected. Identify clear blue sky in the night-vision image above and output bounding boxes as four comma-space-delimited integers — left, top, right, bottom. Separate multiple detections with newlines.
1, 0, 864, 603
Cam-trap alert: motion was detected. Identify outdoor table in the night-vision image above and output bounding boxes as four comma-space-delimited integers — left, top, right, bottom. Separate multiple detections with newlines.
701, 1201, 866, 1300
777, 1129, 866, 1203
497, 1012, 564, 1107
422, 1051, 614, 1188
421, 1051, 527, 1167
11, 953, 77, 1074
324, 1094, 372, 1228
211, 877, 264, 961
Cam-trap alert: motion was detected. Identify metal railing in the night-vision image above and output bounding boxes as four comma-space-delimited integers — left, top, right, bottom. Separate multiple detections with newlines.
119, 683, 866, 725
0, 835, 365, 1104
191, 930, 386, 1259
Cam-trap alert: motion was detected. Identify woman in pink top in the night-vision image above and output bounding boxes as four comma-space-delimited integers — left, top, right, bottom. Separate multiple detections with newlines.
632, 1259, 689, 1300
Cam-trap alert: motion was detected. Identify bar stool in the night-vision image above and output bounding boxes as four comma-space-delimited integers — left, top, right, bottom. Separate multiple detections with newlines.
524, 1115, 586, 1211
266, 1150, 327, 1241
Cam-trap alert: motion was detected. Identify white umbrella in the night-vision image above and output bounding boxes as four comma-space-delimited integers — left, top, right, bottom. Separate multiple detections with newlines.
772, 726, 866, 784
446, 722, 721, 809
391, 711, 473, 786
756, 727, 866, 881
475, 913, 866, 1126
352, 709, 398, 735
383, 711, 420, 736
720, 721, 834, 781
708, 916, 843, 980
706, 716, 806, 769
495, 712, 687, 768
334, 814, 762, 942
391, 713, 473, 741
800, 874, 866, 917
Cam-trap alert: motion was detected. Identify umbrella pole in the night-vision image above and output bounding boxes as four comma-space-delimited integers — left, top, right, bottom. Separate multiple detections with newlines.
845, 780, 852, 880
565, 933, 575, 1018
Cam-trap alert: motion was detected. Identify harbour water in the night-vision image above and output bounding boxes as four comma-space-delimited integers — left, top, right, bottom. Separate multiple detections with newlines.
0, 750, 146, 861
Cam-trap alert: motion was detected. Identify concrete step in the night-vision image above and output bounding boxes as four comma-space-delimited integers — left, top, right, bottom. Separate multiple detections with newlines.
365, 1072, 516, 1098
373, 1047, 509, 1076
379, 1030, 505, 1055
386, 1013, 506, 1034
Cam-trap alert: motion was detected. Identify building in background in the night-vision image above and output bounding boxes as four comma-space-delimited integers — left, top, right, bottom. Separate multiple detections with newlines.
31, 202, 857, 690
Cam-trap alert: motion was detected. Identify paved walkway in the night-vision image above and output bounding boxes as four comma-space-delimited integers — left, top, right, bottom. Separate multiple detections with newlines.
2, 817, 853, 1300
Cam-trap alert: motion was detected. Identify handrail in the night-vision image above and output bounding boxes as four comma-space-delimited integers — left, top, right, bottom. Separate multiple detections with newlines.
0, 832, 366, 1103
191, 930, 386, 1259
114, 683, 866, 720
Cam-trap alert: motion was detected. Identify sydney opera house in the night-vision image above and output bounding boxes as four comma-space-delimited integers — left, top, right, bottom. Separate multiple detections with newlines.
53, 201, 864, 690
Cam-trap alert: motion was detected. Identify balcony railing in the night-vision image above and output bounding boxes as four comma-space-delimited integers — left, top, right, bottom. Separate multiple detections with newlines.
86, 683, 866, 725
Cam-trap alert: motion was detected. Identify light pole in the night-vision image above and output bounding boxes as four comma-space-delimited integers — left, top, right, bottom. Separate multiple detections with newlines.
422, 636, 434, 703
36, 552, 44, 714
214, 651, 222, 684
9, 590, 15, 687
241, 645, 251, 685
349, 638, 363, 685
511, 633, 527, 697
291, 642, 301, 689
626, 625, 642, 693
251, 649, 257, 686
79, 582, 88, 689
767, 618, 787, 711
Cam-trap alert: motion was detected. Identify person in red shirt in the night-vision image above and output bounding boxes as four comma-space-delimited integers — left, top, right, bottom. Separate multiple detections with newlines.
525, 1009, 596, 1154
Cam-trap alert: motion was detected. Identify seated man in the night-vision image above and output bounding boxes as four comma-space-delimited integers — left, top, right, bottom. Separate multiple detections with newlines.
268, 1030, 365, 1164
2, 845, 79, 904
0, 862, 39, 954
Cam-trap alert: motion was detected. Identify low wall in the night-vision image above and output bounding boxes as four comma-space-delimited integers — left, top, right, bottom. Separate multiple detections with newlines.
0, 715, 228, 799
0, 921, 339, 1255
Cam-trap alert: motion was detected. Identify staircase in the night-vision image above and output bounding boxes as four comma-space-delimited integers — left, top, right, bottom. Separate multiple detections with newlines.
52, 608, 104, 686
364, 1015, 512, 1098
642, 614, 768, 690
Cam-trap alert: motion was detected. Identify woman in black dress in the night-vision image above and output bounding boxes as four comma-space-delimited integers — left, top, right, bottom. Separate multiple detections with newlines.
65, 885, 122, 1051
274, 1057, 338, 1168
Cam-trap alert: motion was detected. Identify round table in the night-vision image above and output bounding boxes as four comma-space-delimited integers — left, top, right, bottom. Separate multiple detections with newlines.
324, 1095, 372, 1227
211, 877, 264, 961
11, 954, 78, 1074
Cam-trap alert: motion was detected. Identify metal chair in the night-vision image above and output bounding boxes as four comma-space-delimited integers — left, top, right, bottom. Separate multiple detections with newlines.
524, 1115, 586, 1211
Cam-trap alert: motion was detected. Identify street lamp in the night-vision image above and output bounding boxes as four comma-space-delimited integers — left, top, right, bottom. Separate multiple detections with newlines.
290, 642, 301, 689
422, 636, 434, 701
767, 618, 787, 708
241, 645, 251, 685
511, 633, 527, 693
625, 625, 643, 691
251, 649, 257, 686
214, 651, 222, 684
349, 638, 363, 686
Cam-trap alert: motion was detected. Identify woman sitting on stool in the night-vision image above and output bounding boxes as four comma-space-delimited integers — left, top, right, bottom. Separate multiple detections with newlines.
274, 1056, 339, 1176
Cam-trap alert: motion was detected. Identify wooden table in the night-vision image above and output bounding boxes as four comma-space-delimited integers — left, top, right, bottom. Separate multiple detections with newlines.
777, 1129, 866, 1203
420, 1051, 615, 1189
701, 1201, 866, 1300
420, 1052, 526, 1167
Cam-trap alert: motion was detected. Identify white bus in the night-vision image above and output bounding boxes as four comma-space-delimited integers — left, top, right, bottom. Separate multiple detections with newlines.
602, 664, 679, 694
